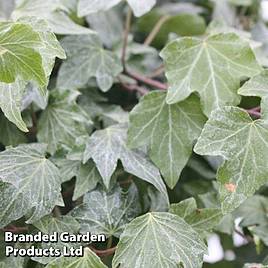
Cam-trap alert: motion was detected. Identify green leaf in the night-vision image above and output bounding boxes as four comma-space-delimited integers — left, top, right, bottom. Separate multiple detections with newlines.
46, 247, 107, 268
37, 89, 91, 154
170, 198, 222, 235
0, 22, 46, 87
57, 34, 122, 92
83, 124, 169, 204
128, 91, 206, 188
0, 113, 26, 146
243, 264, 268, 268
78, 0, 156, 17
194, 106, 268, 213
0, 143, 62, 224
0, 79, 27, 132
113, 212, 207, 268
70, 183, 141, 237
229, 0, 253, 6
12, 0, 93, 35
160, 33, 261, 116
238, 70, 268, 119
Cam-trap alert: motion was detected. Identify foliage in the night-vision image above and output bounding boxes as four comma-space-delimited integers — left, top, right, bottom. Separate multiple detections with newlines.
0, 0, 268, 267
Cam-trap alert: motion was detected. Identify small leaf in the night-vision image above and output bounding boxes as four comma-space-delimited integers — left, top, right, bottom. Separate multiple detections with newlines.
128, 91, 206, 188
160, 33, 261, 116
46, 247, 107, 268
194, 106, 268, 213
57, 34, 123, 92
238, 70, 268, 119
83, 124, 169, 204
0, 143, 62, 224
71, 183, 141, 237
37, 89, 91, 154
113, 212, 207, 268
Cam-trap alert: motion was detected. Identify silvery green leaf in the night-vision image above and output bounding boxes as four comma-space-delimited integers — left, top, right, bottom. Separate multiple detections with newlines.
229, 0, 253, 6
0, 79, 27, 132
0, 0, 15, 20
0, 143, 62, 225
113, 212, 207, 268
0, 113, 26, 146
12, 0, 93, 35
37, 89, 91, 154
83, 124, 169, 204
46, 247, 107, 268
160, 33, 261, 116
238, 70, 268, 119
128, 91, 206, 188
71, 183, 141, 237
78, 0, 156, 17
0, 253, 24, 268
57, 34, 123, 92
194, 106, 268, 213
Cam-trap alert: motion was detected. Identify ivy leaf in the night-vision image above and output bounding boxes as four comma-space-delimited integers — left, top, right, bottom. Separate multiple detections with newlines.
238, 70, 268, 119
57, 34, 123, 92
194, 106, 268, 213
0, 113, 26, 146
78, 0, 156, 17
37, 89, 91, 154
0, 143, 62, 224
170, 198, 223, 235
160, 33, 261, 116
83, 124, 169, 204
12, 0, 92, 35
113, 212, 207, 268
0, 22, 46, 87
46, 247, 107, 268
70, 183, 141, 237
229, 0, 253, 6
0, 79, 28, 132
128, 91, 206, 188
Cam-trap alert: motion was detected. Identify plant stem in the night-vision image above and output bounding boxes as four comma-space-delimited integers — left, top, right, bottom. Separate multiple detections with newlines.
144, 15, 170, 46
89, 246, 117, 257
53, 206, 61, 217
247, 107, 261, 118
126, 70, 168, 90
106, 236, 113, 249
122, 8, 132, 70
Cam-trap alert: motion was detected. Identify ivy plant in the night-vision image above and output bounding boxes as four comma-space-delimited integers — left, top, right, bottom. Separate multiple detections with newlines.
0, 0, 268, 267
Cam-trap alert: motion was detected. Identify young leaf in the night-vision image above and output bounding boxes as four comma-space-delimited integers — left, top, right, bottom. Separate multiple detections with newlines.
0, 79, 28, 132
160, 33, 261, 116
0, 143, 62, 224
113, 212, 207, 268
238, 70, 268, 119
194, 106, 268, 213
128, 91, 206, 188
12, 0, 93, 35
71, 183, 141, 237
37, 89, 91, 154
170, 198, 222, 235
78, 0, 156, 17
46, 247, 107, 268
57, 34, 122, 92
83, 124, 169, 204
0, 22, 46, 87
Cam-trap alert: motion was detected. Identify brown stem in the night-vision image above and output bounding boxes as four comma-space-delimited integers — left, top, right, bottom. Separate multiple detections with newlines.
148, 64, 165, 78
126, 70, 168, 90
247, 107, 261, 118
89, 246, 117, 257
2, 225, 28, 233
144, 15, 170, 46
121, 8, 132, 70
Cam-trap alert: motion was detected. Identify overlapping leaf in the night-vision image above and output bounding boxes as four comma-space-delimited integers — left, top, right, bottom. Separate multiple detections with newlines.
78, 0, 156, 17
37, 89, 91, 154
57, 34, 122, 92
0, 144, 62, 225
194, 107, 268, 213
238, 70, 268, 119
70, 183, 141, 237
128, 91, 206, 188
46, 247, 107, 268
83, 124, 169, 204
12, 0, 92, 35
160, 33, 261, 116
113, 212, 207, 268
